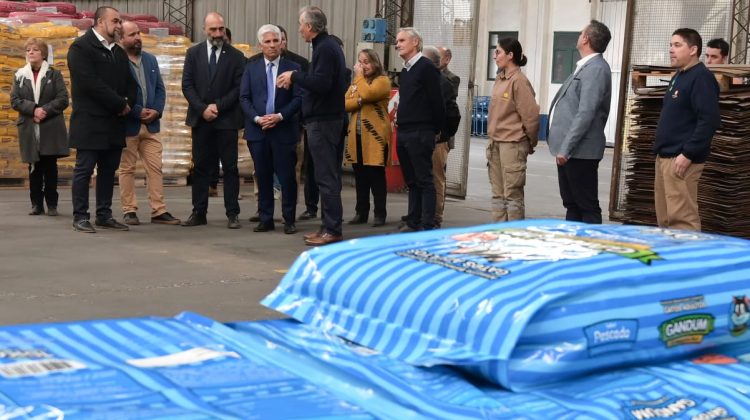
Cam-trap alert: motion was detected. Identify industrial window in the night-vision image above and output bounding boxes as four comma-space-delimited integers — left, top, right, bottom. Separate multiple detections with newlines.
487, 31, 519, 81
551, 32, 581, 83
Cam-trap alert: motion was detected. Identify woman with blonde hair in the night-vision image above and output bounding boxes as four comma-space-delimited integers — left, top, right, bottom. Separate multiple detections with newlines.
345, 48, 392, 227
486, 37, 539, 221
11, 37, 69, 216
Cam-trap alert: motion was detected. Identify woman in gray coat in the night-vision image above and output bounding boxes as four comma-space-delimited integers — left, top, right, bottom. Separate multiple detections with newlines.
11, 37, 69, 216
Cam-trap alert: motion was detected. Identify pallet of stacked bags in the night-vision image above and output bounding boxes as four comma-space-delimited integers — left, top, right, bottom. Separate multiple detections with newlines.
264, 220, 750, 391
0, 19, 76, 183
0, 309, 747, 417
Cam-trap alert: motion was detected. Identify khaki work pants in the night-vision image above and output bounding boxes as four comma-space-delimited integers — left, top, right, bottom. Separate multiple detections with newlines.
119, 124, 167, 217
432, 141, 450, 224
654, 156, 704, 231
487, 140, 529, 221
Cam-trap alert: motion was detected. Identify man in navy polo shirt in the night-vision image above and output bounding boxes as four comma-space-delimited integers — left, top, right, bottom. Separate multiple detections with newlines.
654, 28, 720, 231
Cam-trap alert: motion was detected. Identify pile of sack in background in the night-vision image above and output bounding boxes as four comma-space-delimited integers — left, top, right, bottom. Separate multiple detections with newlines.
0, 1, 259, 185
0, 8, 78, 180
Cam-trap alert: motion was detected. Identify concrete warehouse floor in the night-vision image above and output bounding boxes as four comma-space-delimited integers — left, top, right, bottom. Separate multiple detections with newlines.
0, 140, 613, 325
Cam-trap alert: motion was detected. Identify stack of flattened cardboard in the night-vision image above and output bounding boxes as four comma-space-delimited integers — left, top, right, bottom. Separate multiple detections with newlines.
622, 64, 750, 238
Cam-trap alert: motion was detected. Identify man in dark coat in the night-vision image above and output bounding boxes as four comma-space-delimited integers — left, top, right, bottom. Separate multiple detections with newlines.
68, 6, 137, 233
276, 6, 348, 246
181, 11, 246, 229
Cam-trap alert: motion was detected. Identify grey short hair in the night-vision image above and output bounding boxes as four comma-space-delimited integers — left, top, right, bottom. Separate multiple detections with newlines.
397, 27, 423, 51
422, 45, 441, 66
257, 24, 281, 43
300, 6, 327, 33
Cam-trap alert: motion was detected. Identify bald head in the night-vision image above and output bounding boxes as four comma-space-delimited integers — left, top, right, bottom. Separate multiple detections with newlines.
204, 12, 226, 47
438, 46, 452, 70
120, 21, 142, 55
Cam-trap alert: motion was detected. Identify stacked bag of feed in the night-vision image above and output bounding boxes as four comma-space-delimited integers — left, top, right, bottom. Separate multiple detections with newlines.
0, 8, 195, 185
263, 221, 750, 390
140, 32, 192, 181
0, 19, 77, 180
0, 310, 747, 417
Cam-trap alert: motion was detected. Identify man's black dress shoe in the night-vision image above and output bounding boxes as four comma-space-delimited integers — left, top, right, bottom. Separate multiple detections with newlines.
347, 213, 368, 224
227, 215, 241, 229
95, 218, 129, 231
181, 212, 207, 227
298, 210, 317, 220
72, 219, 96, 233
254, 221, 275, 232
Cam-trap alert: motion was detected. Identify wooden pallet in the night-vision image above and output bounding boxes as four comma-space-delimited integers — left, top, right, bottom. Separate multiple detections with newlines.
632, 69, 743, 94
0, 177, 25, 188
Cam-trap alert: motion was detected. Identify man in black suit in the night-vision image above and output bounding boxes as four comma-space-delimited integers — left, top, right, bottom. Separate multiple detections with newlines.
277, 6, 348, 246
68, 6, 137, 233
181, 12, 246, 228
240, 24, 302, 235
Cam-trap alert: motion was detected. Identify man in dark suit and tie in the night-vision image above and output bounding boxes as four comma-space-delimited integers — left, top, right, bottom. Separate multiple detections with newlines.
547, 20, 612, 224
240, 24, 302, 235
181, 12, 245, 229
68, 6, 137, 233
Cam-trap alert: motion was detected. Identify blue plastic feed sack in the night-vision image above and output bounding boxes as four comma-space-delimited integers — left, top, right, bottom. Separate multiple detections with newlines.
262, 220, 750, 389
229, 318, 513, 419
479, 343, 750, 419
539, 342, 750, 418
229, 319, 750, 419
0, 313, 372, 419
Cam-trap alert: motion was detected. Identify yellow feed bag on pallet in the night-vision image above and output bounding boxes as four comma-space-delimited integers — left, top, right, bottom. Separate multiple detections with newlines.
19, 23, 78, 39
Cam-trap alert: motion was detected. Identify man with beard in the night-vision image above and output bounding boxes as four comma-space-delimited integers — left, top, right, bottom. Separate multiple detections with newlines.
117, 21, 179, 226
181, 12, 245, 228
68, 6, 137, 233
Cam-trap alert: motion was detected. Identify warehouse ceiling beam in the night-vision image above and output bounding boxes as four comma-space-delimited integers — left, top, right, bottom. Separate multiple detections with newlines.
163, 0, 194, 40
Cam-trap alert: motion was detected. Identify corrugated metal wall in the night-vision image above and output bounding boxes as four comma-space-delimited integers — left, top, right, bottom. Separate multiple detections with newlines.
66, 0, 377, 65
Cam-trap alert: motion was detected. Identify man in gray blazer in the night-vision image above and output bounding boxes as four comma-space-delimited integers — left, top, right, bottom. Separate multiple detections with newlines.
547, 20, 612, 224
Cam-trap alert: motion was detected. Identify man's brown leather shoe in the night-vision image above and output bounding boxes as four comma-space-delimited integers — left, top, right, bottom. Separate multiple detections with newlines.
304, 232, 343, 246
303, 230, 322, 240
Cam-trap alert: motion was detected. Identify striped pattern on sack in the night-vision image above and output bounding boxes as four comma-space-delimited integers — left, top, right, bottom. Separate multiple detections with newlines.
262, 220, 750, 389
229, 319, 750, 419
230, 319, 512, 419
0, 314, 370, 419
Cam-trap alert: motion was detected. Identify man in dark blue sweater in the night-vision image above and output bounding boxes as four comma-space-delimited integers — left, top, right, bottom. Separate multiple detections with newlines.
395, 28, 445, 231
277, 6, 347, 245
654, 28, 720, 231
